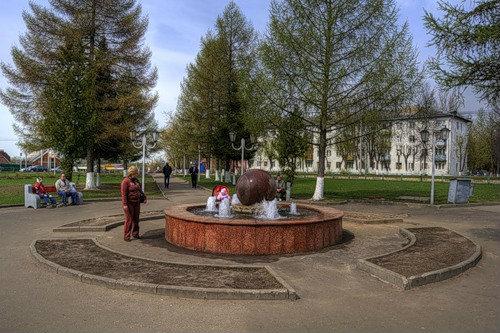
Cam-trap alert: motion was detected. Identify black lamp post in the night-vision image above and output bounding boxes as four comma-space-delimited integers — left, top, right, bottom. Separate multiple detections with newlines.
229, 132, 255, 175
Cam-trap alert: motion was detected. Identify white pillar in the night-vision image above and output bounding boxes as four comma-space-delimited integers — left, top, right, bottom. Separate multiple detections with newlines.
141, 135, 146, 192
85, 172, 95, 189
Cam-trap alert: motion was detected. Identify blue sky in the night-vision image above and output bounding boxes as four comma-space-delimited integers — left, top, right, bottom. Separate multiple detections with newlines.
0, 0, 485, 157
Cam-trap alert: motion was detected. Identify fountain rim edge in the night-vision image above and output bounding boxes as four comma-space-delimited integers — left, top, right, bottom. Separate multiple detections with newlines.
164, 203, 343, 227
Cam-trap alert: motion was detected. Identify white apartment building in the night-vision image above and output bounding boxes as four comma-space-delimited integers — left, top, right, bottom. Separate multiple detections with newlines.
251, 112, 471, 177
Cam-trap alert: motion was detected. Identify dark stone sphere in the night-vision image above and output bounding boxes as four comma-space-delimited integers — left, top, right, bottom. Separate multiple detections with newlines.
236, 169, 277, 206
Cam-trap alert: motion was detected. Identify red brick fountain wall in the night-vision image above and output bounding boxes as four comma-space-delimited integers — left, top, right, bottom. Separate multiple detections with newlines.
165, 204, 343, 255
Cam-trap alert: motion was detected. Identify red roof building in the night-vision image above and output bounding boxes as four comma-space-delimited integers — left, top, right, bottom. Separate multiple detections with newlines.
0, 149, 11, 164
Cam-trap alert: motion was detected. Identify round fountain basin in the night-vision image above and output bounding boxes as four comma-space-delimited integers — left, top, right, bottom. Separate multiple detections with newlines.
164, 203, 343, 255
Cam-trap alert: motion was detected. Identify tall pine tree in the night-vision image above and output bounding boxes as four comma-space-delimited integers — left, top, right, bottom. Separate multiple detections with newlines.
167, 1, 261, 172
1, 0, 157, 186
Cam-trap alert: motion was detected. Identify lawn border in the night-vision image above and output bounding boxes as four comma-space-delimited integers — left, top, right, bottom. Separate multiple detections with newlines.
357, 227, 482, 290
30, 238, 299, 300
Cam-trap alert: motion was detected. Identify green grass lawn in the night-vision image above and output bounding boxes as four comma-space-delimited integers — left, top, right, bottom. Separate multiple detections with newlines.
184, 175, 500, 204
0, 172, 161, 206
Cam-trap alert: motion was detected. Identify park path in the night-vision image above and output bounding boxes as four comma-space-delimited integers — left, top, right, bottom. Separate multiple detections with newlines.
150, 173, 209, 204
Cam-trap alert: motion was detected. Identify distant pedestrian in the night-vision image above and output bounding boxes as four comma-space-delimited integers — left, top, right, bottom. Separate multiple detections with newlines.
120, 165, 147, 242
162, 162, 173, 188
189, 163, 198, 188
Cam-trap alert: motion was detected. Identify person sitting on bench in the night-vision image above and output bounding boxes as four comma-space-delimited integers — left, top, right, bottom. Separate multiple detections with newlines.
33, 178, 56, 208
55, 173, 78, 206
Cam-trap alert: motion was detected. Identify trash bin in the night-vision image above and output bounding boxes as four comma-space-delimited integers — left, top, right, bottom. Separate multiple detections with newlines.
448, 178, 473, 204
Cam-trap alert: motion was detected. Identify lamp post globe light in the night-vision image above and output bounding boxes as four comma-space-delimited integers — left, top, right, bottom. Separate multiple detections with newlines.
130, 130, 159, 191
229, 132, 255, 176
420, 125, 450, 205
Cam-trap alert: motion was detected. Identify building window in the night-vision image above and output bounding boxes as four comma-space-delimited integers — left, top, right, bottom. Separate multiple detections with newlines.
436, 161, 446, 170
435, 147, 446, 156
327, 150, 331, 157
346, 161, 354, 169
327, 162, 331, 170
396, 162, 402, 170
263, 161, 268, 167
305, 160, 313, 168
336, 162, 342, 169
270, 161, 275, 169
409, 163, 414, 171
409, 135, 415, 143
409, 122, 415, 129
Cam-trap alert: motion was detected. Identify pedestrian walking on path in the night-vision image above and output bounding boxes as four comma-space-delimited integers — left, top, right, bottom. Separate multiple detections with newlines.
120, 165, 147, 242
189, 163, 198, 188
162, 162, 172, 188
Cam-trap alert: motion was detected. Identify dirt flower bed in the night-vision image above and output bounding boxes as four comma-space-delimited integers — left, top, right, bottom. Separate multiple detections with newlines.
368, 227, 477, 277
34, 239, 283, 289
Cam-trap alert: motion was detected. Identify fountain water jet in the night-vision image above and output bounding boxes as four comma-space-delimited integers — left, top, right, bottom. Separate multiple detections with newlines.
205, 196, 217, 212
289, 202, 298, 215
255, 199, 281, 220
231, 193, 241, 205
215, 198, 232, 218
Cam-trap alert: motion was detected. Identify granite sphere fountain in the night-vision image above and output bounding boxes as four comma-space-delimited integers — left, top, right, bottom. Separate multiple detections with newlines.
164, 169, 343, 255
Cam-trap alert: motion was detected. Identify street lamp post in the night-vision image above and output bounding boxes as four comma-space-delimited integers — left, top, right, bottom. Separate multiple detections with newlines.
197, 145, 201, 181
229, 132, 255, 175
420, 125, 450, 205
131, 131, 159, 191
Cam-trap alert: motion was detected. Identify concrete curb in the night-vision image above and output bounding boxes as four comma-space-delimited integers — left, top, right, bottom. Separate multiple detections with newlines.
357, 227, 482, 290
53, 211, 164, 233
150, 175, 170, 200
343, 217, 404, 224
435, 202, 500, 209
30, 239, 298, 300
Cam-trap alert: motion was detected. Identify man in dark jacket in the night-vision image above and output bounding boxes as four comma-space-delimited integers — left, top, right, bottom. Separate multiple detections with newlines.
188, 163, 198, 188
162, 162, 172, 188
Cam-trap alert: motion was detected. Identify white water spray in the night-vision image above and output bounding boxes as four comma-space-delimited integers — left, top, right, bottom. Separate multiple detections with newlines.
255, 199, 281, 220
215, 198, 232, 218
289, 202, 298, 215
205, 196, 217, 212
231, 193, 241, 205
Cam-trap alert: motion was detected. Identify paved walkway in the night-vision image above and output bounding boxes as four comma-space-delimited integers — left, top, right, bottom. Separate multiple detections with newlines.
0, 176, 498, 332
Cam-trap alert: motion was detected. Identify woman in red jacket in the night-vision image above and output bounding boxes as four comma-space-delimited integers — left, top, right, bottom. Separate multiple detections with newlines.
33, 178, 57, 208
120, 166, 147, 242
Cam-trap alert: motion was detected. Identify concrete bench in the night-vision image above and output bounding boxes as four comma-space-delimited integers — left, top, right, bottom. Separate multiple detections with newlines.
25, 184, 83, 209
